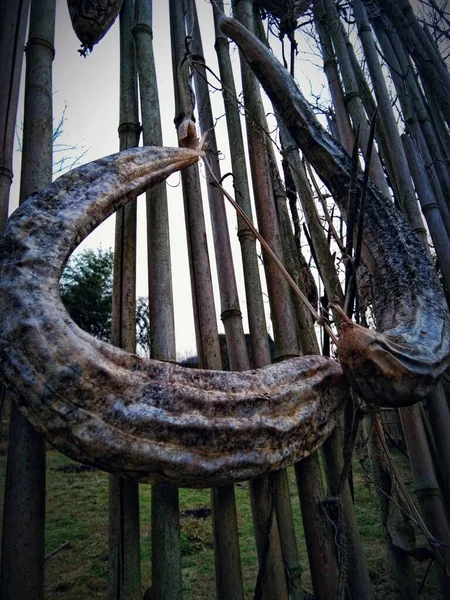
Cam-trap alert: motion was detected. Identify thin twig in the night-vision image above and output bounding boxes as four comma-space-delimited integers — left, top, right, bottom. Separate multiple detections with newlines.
305, 161, 345, 254
45, 540, 71, 562
344, 111, 378, 317
203, 155, 339, 345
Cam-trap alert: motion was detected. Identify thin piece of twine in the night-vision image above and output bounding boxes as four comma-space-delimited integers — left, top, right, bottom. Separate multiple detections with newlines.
202, 153, 339, 346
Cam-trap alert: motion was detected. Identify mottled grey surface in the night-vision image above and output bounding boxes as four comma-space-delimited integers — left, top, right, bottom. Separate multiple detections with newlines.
0, 146, 348, 487
219, 13, 450, 407
67, 0, 123, 51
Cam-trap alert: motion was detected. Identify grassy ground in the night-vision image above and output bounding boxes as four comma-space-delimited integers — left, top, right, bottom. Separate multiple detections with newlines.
0, 448, 439, 599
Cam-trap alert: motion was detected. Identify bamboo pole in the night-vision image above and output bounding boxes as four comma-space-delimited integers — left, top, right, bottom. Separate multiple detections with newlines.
169, 2, 244, 598
353, 0, 428, 246
399, 406, 450, 597
0, 0, 30, 225
401, 134, 450, 292
252, 7, 374, 599
108, 1, 142, 598
212, 0, 271, 368
368, 7, 450, 237
314, 0, 390, 199
363, 412, 419, 600
374, 0, 450, 127
313, 5, 354, 154
425, 384, 450, 513
133, 1, 183, 598
212, 6, 305, 596
233, 3, 342, 598
0, 0, 54, 597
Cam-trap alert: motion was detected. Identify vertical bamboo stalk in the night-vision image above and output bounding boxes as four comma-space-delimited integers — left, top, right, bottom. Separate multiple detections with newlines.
233, 3, 341, 599
213, 7, 305, 596
212, 0, 271, 368
0, 0, 30, 225
133, 2, 182, 598
108, 1, 142, 599
169, 3, 244, 599
363, 412, 418, 600
399, 406, 450, 597
0, 1, 54, 597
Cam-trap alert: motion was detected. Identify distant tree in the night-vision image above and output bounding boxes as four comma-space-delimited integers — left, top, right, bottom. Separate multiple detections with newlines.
60, 247, 113, 342
59, 247, 150, 355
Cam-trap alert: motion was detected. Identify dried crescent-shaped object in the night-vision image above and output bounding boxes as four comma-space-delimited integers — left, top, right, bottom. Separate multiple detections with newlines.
0, 146, 348, 487
218, 13, 450, 407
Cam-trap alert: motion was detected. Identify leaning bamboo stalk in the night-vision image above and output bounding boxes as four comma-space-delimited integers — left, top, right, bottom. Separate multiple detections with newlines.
0, 0, 30, 226
133, 1, 182, 597
108, 1, 141, 598
424, 384, 450, 513
279, 121, 344, 308
190, 8, 295, 596
374, 0, 450, 127
366, 11, 450, 240
187, 0, 249, 374
313, 5, 354, 154
169, 2, 244, 598
315, 0, 390, 198
353, 0, 428, 247
343, 33, 400, 208
401, 134, 450, 292
0, 0, 54, 598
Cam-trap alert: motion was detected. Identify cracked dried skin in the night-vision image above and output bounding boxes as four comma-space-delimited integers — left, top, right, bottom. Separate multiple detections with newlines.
0, 145, 347, 487
67, 0, 124, 51
218, 11, 450, 408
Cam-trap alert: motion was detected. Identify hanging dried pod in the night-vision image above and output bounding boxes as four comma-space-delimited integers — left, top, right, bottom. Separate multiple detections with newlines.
255, 0, 311, 20
67, 0, 123, 55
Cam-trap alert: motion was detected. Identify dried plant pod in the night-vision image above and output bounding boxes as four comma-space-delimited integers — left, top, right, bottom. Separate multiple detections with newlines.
0, 146, 348, 487
255, 0, 312, 20
218, 12, 450, 407
67, 0, 123, 55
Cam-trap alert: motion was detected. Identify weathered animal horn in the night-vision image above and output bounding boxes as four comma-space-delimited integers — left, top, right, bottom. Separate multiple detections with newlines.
0, 146, 348, 487
218, 12, 450, 407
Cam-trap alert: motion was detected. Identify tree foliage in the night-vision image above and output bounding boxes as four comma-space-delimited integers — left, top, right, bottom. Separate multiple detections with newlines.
59, 247, 151, 356
60, 248, 114, 342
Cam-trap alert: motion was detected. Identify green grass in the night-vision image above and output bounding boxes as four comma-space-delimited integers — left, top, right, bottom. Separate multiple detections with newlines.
0, 448, 440, 599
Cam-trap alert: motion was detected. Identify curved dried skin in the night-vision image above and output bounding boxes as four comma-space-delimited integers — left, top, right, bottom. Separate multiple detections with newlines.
0, 145, 347, 487
218, 13, 450, 407
67, 0, 123, 54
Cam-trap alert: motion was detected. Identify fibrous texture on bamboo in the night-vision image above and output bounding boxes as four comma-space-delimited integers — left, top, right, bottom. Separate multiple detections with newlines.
0, 145, 347, 488
218, 11, 450, 408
